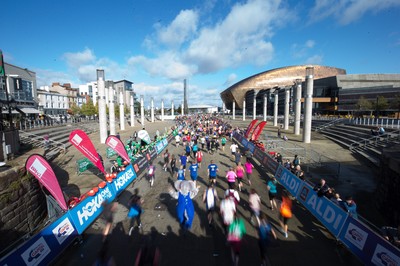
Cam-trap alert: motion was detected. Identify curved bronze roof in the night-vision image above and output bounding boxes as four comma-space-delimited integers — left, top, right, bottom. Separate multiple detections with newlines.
220, 65, 346, 109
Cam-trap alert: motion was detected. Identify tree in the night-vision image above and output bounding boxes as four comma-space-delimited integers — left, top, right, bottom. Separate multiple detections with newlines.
81, 99, 97, 116
375, 96, 389, 117
390, 94, 400, 119
356, 96, 373, 116
70, 102, 81, 116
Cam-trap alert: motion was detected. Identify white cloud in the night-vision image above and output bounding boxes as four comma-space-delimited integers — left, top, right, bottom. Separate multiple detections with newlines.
156, 10, 198, 47
34, 68, 76, 87
305, 55, 323, 65
225, 73, 237, 86
309, 0, 400, 25
291, 40, 316, 59
63, 48, 96, 68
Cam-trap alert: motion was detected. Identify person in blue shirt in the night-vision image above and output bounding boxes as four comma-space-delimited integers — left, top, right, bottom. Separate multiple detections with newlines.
177, 165, 185, 180
180, 153, 187, 170
192, 142, 198, 159
341, 196, 358, 219
189, 161, 199, 185
207, 160, 219, 185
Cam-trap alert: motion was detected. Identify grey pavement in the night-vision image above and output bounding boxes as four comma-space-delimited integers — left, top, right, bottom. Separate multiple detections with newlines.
48, 118, 367, 266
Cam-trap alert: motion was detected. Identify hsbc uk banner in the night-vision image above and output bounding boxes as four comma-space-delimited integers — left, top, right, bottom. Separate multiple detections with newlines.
0, 214, 78, 266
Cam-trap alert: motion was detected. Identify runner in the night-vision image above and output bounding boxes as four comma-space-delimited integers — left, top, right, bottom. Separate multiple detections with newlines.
147, 162, 156, 187
226, 167, 237, 189
188, 161, 199, 186
221, 135, 227, 151
176, 165, 185, 180
202, 183, 219, 226
163, 149, 170, 171
279, 190, 293, 238
230, 142, 239, 160
244, 160, 254, 185
196, 149, 203, 168
207, 160, 219, 185
235, 162, 245, 191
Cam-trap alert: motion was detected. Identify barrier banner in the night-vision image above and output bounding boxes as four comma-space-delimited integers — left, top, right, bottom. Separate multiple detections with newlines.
274, 165, 303, 197
69, 130, 105, 174
297, 181, 348, 237
106, 135, 130, 163
264, 153, 279, 174
246, 141, 255, 153
148, 147, 158, 162
133, 155, 149, 176
112, 164, 137, 196
245, 119, 258, 138
250, 121, 267, 141
253, 147, 265, 163
68, 183, 115, 234
0, 214, 78, 266
155, 141, 164, 154
25, 154, 68, 211
338, 216, 400, 265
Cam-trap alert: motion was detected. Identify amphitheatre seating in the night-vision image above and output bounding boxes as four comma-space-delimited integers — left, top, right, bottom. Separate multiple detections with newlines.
315, 122, 400, 167
19, 121, 99, 161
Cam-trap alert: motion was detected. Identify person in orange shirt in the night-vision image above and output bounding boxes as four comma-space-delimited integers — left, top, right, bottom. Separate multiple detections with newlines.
279, 190, 293, 238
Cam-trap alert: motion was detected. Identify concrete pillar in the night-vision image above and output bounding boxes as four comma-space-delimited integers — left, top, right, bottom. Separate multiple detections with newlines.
109, 86, 116, 135
171, 101, 174, 116
243, 99, 246, 121
284, 89, 289, 130
263, 94, 267, 121
130, 95, 135, 127
294, 80, 302, 135
140, 95, 145, 127
303, 66, 314, 143
233, 101, 236, 120
181, 102, 184, 116
119, 91, 125, 131
161, 99, 164, 121
253, 95, 256, 120
151, 97, 154, 122
273, 92, 278, 127
97, 70, 107, 143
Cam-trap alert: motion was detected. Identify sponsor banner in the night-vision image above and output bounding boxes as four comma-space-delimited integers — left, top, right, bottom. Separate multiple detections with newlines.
137, 130, 151, 144
112, 164, 137, 196
338, 216, 400, 265
69, 184, 115, 234
245, 119, 258, 138
155, 141, 164, 154
253, 147, 265, 163
0, 214, 78, 266
297, 182, 348, 237
106, 135, 130, 163
148, 147, 158, 162
25, 154, 68, 211
263, 153, 279, 174
274, 165, 303, 197
69, 130, 105, 174
133, 155, 148, 176
246, 141, 255, 153
162, 138, 168, 147
233, 131, 244, 144
250, 121, 267, 141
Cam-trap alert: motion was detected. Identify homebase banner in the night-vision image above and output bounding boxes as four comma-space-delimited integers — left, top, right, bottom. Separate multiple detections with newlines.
0, 213, 78, 266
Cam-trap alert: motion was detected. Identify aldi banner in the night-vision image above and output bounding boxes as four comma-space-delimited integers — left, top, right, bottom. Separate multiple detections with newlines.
112, 164, 136, 196
69, 183, 115, 234
274, 165, 303, 197
338, 216, 400, 265
69, 130, 105, 174
25, 154, 68, 211
296, 181, 348, 237
106, 135, 130, 163
0, 214, 78, 266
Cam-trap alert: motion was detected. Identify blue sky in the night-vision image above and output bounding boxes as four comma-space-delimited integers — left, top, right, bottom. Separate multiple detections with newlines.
2, 0, 400, 107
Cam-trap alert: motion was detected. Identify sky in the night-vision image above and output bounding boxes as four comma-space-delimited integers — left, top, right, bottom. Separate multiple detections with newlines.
2, 0, 400, 107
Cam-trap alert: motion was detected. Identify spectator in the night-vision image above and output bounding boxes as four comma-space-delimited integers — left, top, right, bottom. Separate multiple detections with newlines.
292, 155, 300, 167
341, 196, 358, 219
381, 225, 400, 248
330, 192, 343, 206
275, 153, 283, 165
313, 179, 330, 197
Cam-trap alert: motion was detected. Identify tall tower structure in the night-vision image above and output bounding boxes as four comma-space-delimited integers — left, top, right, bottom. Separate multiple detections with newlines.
183, 79, 189, 115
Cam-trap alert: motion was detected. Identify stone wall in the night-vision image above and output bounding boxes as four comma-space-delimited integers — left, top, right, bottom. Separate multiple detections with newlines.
376, 145, 400, 226
0, 166, 46, 254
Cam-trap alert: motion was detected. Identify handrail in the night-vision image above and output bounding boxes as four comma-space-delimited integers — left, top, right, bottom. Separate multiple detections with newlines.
349, 129, 400, 151
314, 118, 346, 132
19, 131, 66, 153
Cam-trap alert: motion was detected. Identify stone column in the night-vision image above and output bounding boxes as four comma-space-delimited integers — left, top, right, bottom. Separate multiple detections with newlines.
109, 86, 116, 136
140, 95, 145, 127
233, 101, 236, 120
303, 66, 314, 143
243, 99, 246, 121
253, 94, 256, 120
263, 94, 267, 121
151, 97, 154, 122
130, 94, 134, 127
273, 92, 278, 127
284, 89, 290, 130
294, 79, 302, 135
181, 102, 184, 116
119, 91, 125, 131
171, 101, 174, 116
161, 99, 164, 121
97, 69, 107, 143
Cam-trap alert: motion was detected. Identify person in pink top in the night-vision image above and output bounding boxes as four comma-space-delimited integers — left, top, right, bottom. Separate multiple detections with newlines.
235, 162, 245, 191
244, 160, 254, 185
226, 167, 237, 188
